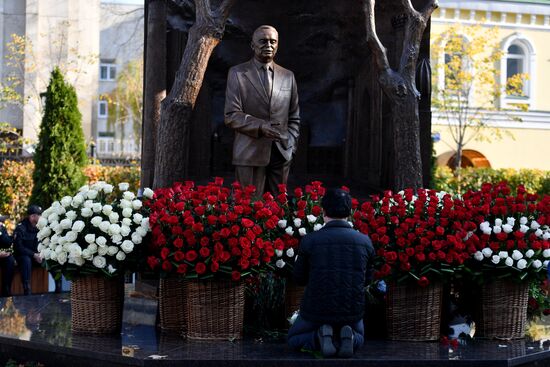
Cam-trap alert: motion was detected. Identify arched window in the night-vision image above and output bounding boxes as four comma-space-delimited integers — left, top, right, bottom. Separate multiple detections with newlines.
500, 34, 535, 107
505, 43, 528, 97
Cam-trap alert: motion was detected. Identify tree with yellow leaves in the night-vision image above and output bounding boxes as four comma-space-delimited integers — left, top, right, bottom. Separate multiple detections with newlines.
431, 24, 528, 173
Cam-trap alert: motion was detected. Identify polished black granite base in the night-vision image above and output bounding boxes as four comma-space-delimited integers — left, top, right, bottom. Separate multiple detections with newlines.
1, 291, 549, 367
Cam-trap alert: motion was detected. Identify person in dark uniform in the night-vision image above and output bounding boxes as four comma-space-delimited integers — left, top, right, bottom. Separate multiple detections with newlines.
14, 205, 43, 295
0, 215, 15, 297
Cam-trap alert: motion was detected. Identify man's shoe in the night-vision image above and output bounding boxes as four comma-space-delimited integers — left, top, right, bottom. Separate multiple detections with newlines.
338, 325, 354, 358
317, 324, 337, 357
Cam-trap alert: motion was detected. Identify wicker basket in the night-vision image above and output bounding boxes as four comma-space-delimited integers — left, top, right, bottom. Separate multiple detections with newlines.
284, 281, 305, 318
71, 276, 124, 334
477, 279, 528, 339
185, 279, 245, 340
386, 281, 443, 341
158, 277, 187, 334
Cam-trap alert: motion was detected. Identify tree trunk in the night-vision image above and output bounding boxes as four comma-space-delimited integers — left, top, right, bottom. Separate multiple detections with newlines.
153, 0, 235, 189
141, 0, 166, 190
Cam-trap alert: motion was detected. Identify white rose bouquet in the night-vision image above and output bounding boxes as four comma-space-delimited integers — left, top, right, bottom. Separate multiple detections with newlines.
37, 181, 153, 279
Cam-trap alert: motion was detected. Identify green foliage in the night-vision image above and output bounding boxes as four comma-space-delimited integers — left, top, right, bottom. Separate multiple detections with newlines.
30, 68, 87, 208
433, 166, 550, 195
83, 163, 141, 193
0, 160, 34, 228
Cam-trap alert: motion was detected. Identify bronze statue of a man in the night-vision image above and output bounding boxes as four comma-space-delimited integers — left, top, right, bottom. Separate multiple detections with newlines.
224, 25, 300, 195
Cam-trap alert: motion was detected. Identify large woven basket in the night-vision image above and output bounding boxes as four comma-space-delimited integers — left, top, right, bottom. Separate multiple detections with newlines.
284, 281, 305, 318
477, 279, 528, 339
158, 277, 187, 334
386, 281, 443, 341
71, 276, 124, 334
185, 279, 245, 340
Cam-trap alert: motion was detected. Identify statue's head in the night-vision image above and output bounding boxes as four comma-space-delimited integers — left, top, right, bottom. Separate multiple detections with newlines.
251, 25, 278, 63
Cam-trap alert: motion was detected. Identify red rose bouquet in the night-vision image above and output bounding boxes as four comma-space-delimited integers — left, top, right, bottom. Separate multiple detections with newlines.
144, 179, 283, 281
354, 188, 473, 287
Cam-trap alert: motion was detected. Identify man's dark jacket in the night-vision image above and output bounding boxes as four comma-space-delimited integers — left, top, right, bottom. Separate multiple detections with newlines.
0, 226, 12, 249
294, 220, 375, 325
14, 218, 39, 258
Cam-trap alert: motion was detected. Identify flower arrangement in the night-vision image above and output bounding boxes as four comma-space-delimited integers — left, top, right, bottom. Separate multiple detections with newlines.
144, 179, 283, 282
354, 188, 472, 287
37, 181, 151, 279
461, 183, 550, 283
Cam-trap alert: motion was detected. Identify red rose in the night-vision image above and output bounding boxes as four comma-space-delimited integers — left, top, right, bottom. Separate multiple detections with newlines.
417, 276, 429, 287
174, 251, 185, 262
195, 262, 206, 274
294, 188, 303, 198
161, 247, 170, 260
311, 205, 322, 216
207, 215, 218, 225
200, 237, 210, 247
231, 271, 241, 281
210, 261, 219, 273
147, 256, 159, 269
241, 218, 254, 228
162, 260, 173, 272
199, 247, 210, 258
177, 264, 188, 274
173, 238, 184, 248
185, 250, 198, 262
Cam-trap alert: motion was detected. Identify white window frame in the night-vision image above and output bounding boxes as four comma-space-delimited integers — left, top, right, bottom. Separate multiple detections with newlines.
500, 33, 535, 108
99, 63, 117, 81
98, 100, 108, 118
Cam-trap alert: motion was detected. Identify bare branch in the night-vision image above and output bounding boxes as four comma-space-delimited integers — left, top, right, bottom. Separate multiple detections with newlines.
215, 0, 236, 21
362, 0, 390, 73
195, 0, 212, 23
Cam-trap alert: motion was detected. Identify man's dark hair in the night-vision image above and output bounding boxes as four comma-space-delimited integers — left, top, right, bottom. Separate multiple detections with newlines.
321, 188, 351, 219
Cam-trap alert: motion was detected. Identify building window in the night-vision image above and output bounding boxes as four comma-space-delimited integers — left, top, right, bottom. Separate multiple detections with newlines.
98, 100, 108, 118
100, 63, 117, 81
505, 44, 528, 97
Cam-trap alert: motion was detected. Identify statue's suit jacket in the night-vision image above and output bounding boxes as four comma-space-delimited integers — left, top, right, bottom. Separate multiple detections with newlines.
224, 59, 300, 166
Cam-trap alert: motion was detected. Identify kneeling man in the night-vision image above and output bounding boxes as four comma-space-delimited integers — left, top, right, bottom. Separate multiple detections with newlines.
288, 188, 375, 358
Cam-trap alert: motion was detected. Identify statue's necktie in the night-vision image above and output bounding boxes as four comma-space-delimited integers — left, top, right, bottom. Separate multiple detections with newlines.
263, 65, 272, 99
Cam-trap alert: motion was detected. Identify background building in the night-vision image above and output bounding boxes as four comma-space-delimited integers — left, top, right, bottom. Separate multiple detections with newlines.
431, 0, 550, 170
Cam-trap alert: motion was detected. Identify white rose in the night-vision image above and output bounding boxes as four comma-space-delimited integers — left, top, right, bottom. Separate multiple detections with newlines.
506, 217, 516, 226
131, 233, 142, 244
491, 255, 500, 264
107, 265, 117, 274
69, 244, 82, 258
49, 251, 58, 261
505, 257, 514, 266
60, 218, 72, 230
519, 216, 528, 225
277, 219, 287, 229
525, 249, 535, 258
81, 207, 93, 218
293, 218, 302, 227
512, 250, 523, 260
91, 216, 103, 227
111, 234, 123, 244
74, 256, 85, 266
494, 218, 503, 227
92, 203, 103, 213
122, 207, 133, 218
123, 191, 136, 201
298, 228, 307, 236
498, 251, 508, 259
285, 227, 294, 236
96, 236, 107, 247
38, 227, 52, 240
121, 240, 134, 253
88, 243, 98, 254
120, 225, 131, 237
37, 244, 44, 252
516, 259, 527, 270
41, 248, 51, 260
530, 220, 540, 230
480, 221, 490, 230
79, 184, 90, 193
544, 232, 550, 240
535, 229, 543, 237
48, 213, 59, 223
275, 259, 286, 268
65, 231, 77, 243
55, 205, 66, 215
97, 246, 108, 256
131, 200, 142, 210
72, 220, 85, 233
84, 200, 94, 209
482, 226, 492, 235
57, 252, 67, 265
519, 225, 529, 234
473, 251, 484, 261
37, 217, 48, 229
102, 205, 113, 216
275, 249, 283, 257
136, 226, 148, 238
313, 223, 323, 231
532, 260, 542, 269
119, 182, 130, 191
92, 256, 107, 268
61, 196, 72, 207
133, 213, 143, 225
493, 226, 502, 234
107, 246, 119, 256
108, 223, 121, 235
286, 248, 295, 257
82, 249, 93, 260
120, 199, 132, 209
143, 188, 154, 199
103, 184, 114, 194
544, 260, 549, 268
502, 224, 513, 234
99, 221, 111, 233
122, 218, 132, 227
140, 218, 150, 230
86, 190, 98, 200
307, 215, 317, 223
109, 212, 120, 223
66, 210, 77, 221
116, 251, 126, 261
71, 194, 85, 208
542, 249, 550, 258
